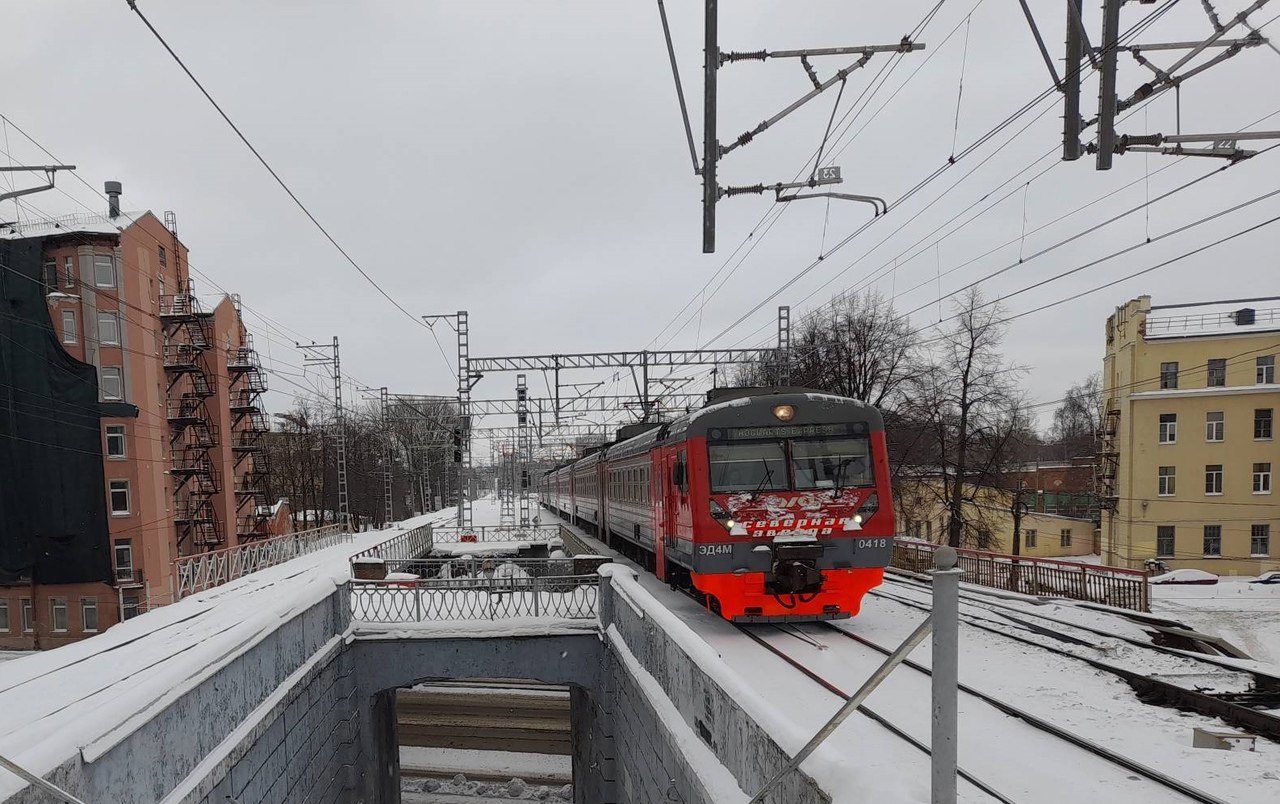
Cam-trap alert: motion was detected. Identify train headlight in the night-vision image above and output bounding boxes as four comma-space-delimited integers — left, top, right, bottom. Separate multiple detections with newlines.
773, 404, 796, 422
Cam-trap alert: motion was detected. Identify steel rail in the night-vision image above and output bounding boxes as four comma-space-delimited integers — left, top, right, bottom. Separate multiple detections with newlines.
880, 573, 1280, 689
817, 622, 1231, 804
867, 584, 1280, 742
734, 625, 1015, 804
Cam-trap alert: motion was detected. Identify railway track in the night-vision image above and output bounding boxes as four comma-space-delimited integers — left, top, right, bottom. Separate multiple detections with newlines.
739, 622, 1234, 804
396, 682, 571, 755
869, 578, 1280, 741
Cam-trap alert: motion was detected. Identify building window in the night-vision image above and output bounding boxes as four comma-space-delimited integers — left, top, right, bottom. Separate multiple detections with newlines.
1257, 408, 1274, 440
106, 424, 126, 458
97, 312, 120, 346
1203, 525, 1222, 557
1253, 524, 1272, 557
50, 598, 69, 633
158, 245, 167, 266
61, 310, 77, 344
43, 260, 58, 292
115, 541, 134, 583
100, 367, 123, 400
1205, 411, 1224, 442
109, 480, 130, 515
1259, 356, 1276, 385
1024, 528, 1037, 548
63, 256, 75, 288
0, 599, 8, 632
1207, 358, 1227, 387
1158, 413, 1177, 444
93, 254, 115, 288
1060, 528, 1072, 547
20, 599, 33, 633
1205, 464, 1223, 495
122, 594, 141, 621
1158, 466, 1176, 496
81, 598, 99, 633
1156, 526, 1175, 558
1160, 362, 1179, 389
1254, 462, 1272, 494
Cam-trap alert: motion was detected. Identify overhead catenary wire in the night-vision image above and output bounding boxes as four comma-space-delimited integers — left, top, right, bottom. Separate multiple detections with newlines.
122, 1, 457, 381
698, 0, 1197, 350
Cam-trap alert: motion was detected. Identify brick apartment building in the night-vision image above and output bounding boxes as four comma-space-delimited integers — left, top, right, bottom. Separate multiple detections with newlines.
1101, 295, 1279, 575
1, 183, 285, 649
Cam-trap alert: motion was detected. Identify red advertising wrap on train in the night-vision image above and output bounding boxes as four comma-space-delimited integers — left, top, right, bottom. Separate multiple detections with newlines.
541, 387, 895, 622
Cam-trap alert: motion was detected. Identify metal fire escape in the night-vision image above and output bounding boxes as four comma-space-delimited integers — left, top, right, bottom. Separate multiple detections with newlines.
228, 320, 271, 540
161, 283, 223, 551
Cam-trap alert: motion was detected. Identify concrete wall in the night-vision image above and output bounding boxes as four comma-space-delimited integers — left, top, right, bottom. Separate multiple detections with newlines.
11, 590, 360, 804
599, 575, 830, 804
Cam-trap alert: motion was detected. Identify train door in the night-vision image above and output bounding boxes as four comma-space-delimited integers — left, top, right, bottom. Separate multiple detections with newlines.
655, 449, 677, 582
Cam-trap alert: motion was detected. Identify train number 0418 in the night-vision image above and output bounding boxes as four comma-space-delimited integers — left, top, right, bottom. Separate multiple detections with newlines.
857, 538, 890, 549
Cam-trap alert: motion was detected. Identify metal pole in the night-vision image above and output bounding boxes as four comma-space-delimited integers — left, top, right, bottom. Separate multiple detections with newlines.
0, 753, 89, 804
1095, 0, 1123, 170
382, 387, 393, 525
748, 615, 933, 804
333, 337, 350, 532
702, 0, 718, 253
931, 546, 962, 804
1063, 0, 1084, 160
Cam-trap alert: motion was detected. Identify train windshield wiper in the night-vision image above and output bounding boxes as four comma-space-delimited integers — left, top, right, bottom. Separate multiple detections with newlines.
749, 456, 775, 500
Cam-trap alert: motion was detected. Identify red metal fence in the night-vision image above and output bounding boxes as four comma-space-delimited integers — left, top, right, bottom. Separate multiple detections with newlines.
892, 539, 1150, 612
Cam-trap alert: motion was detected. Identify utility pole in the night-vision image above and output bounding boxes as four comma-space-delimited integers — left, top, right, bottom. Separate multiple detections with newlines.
360, 386, 394, 527
517, 373, 533, 528
702, 0, 718, 253
299, 338, 349, 531
424, 311, 476, 528
1010, 477, 1027, 557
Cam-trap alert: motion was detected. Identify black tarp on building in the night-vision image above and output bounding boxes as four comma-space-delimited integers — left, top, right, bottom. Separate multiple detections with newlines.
1, 236, 125, 585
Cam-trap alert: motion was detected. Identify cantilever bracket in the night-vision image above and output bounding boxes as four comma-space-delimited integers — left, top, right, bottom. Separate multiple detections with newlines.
775, 191, 888, 216
0, 165, 77, 204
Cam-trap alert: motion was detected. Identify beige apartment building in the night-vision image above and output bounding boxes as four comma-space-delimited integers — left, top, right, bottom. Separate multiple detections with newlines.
1101, 295, 1279, 575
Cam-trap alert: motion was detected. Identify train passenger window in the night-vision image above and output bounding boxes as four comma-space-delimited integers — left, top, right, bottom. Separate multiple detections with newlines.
792, 437, 874, 490
708, 442, 786, 493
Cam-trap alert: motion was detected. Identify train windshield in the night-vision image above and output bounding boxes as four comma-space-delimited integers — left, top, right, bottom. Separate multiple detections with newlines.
708, 436, 874, 493
708, 441, 788, 493
792, 437, 874, 490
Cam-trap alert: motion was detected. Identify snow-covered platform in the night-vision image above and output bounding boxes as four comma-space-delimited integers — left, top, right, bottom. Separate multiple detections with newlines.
2, 494, 1277, 804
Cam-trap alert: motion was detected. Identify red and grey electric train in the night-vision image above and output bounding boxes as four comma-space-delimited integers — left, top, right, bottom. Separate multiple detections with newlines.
540, 387, 895, 622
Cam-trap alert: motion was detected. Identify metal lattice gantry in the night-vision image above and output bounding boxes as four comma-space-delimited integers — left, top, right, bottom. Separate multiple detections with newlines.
1027, 0, 1280, 168
467, 305, 791, 421
299, 337, 350, 532
516, 373, 533, 527
424, 311, 478, 528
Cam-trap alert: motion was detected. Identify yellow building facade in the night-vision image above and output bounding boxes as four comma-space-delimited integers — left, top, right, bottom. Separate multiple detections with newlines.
1101, 296, 1279, 575
897, 480, 1096, 559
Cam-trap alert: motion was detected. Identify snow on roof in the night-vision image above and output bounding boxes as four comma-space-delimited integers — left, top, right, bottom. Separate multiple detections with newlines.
0, 211, 150, 240
1145, 298, 1280, 339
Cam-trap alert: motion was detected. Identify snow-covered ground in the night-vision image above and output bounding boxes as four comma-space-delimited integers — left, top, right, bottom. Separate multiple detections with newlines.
0, 505, 467, 799
1152, 577, 1280, 666
557, 512, 1280, 804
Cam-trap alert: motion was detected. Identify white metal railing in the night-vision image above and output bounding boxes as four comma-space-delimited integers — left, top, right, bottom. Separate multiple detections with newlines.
350, 575, 600, 622
1146, 306, 1279, 335
430, 524, 561, 544
174, 524, 347, 600
350, 523, 434, 563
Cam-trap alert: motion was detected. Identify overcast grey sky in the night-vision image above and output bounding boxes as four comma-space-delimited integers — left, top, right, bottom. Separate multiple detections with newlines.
4, 1, 1278, 442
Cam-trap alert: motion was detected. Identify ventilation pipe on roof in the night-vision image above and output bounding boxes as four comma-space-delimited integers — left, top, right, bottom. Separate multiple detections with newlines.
105, 181, 122, 218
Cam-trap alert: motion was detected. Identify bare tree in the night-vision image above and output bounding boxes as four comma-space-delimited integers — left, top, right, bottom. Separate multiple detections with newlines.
1048, 373, 1103, 460
733, 288, 921, 411
903, 289, 1028, 549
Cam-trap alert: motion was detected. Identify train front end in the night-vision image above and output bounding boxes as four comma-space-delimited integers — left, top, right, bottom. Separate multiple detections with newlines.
684, 391, 895, 622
